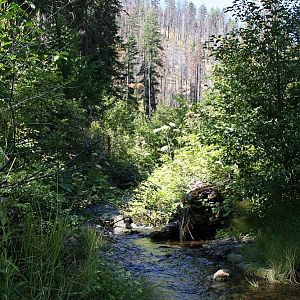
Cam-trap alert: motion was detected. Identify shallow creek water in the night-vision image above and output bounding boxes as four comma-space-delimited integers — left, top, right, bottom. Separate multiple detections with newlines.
105, 232, 300, 300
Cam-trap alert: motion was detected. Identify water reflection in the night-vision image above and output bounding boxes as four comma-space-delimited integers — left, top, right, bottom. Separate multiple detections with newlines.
106, 233, 300, 300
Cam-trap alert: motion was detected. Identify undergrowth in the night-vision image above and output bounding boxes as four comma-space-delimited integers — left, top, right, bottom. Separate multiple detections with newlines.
127, 141, 232, 225
242, 225, 300, 284
0, 198, 158, 300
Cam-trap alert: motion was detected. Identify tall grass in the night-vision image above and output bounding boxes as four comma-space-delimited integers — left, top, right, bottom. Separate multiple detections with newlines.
0, 204, 157, 300
243, 227, 300, 284
0, 208, 98, 299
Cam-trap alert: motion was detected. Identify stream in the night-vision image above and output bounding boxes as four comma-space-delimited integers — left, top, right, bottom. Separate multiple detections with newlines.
89, 204, 300, 300
105, 231, 300, 300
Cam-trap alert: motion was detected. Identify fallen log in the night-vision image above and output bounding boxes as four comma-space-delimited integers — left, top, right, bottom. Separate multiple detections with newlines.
178, 181, 223, 241
149, 181, 224, 241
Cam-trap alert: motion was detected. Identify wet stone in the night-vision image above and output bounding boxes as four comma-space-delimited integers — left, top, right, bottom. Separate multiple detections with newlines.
213, 269, 230, 282
103, 233, 300, 300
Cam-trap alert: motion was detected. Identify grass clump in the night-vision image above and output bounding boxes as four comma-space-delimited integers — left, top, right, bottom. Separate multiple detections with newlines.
242, 225, 300, 284
0, 208, 98, 299
0, 200, 158, 300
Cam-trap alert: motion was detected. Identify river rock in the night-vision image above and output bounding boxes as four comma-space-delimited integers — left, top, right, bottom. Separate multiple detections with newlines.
202, 237, 253, 260
213, 269, 230, 281
112, 215, 134, 234
148, 221, 179, 241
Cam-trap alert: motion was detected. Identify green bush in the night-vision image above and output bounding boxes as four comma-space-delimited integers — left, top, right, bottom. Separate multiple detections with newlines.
127, 141, 231, 225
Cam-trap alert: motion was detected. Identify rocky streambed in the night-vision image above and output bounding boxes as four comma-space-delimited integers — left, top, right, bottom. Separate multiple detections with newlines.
88, 203, 300, 300
103, 230, 300, 300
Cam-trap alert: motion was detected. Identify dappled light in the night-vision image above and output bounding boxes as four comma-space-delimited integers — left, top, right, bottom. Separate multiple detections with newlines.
1, 0, 300, 299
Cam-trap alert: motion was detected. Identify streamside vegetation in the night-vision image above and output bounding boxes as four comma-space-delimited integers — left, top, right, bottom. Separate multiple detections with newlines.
204, 0, 300, 283
0, 0, 155, 299
127, 0, 300, 284
1, 0, 300, 299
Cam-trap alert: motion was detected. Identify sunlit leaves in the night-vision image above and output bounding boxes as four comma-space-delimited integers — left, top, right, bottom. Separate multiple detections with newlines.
206, 0, 300, 222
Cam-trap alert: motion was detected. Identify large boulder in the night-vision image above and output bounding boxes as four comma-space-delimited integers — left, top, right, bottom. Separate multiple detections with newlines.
148, 221, 179, 241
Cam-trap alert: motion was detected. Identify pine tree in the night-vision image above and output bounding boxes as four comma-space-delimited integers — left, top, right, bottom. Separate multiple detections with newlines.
139, 10, 162, 117
69, 0, 121, 114
123, 32, 139, 106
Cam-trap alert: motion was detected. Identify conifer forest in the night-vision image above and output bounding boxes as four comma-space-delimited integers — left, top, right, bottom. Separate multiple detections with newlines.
1, 0, 300, 299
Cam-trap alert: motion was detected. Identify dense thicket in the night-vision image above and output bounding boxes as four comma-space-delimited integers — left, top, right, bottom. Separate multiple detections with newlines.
0, 0, 121, 190
0, 1, 155, 298
206, 0, 300, 227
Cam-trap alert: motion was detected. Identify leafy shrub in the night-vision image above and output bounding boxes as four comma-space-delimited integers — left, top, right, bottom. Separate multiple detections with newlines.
127, 141, 232, 225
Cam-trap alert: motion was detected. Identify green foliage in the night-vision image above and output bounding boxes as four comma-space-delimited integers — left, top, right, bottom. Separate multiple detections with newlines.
0, 203, 156, 300
215, 200, 257, 238
93, 100, 192, 187
119, 31, 139, 106
199, 0, 300, 282
0, 1, 158, 299
133, 102, 190, 163
243, 224, 300, 284
0, 204, 94, 299
2, 0, 300, 295
206, 0, 300, 216
199, 0, 300, 238
127, 141, 229, 225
